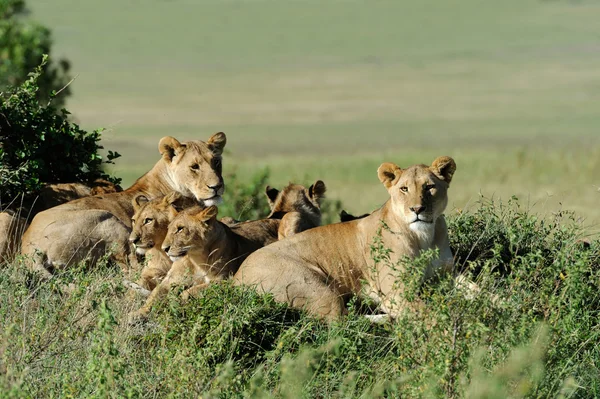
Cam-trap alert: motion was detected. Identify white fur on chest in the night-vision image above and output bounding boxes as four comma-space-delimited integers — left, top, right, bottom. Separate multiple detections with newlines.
409, 221, 435, 250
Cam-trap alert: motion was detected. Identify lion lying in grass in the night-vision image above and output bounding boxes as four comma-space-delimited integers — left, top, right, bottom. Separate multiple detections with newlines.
233, 156, 457, 320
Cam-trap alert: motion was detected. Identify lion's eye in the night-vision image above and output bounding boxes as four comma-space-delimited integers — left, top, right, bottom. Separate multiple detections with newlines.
144, 218, 153, 225
425, 184, 436, 190
191, 164, 199, 171
400, 187, 408, 193
176, 226, 184, 233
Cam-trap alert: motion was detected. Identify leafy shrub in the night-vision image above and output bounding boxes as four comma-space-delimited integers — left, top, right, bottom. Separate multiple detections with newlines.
0, 0, 71, 107
0, 58, 120, 210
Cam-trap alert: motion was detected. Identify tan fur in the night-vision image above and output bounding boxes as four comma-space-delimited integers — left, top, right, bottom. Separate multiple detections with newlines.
36, 179, 122, 213
0, 211, 29, 264
265, 180, 326, 239
130, 205, 279, 319
20, 133, 227, 278
128, 192, 197, 290
233, 156, 456, 320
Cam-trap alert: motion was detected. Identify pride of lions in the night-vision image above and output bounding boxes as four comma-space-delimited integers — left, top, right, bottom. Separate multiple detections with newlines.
1, 132, 458, 322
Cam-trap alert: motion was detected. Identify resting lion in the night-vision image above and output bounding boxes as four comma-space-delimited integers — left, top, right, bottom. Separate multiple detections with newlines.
128, 192, 197, 291
265, 180, 326, 239
20, 132, 226, 278
130, 205, 277, 319
233, 156, 456, 320
0, 211, 29, 264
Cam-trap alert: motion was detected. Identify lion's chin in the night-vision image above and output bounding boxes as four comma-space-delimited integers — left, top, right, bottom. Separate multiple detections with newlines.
135, 247, 148, 256
169, 255, 185, 262
202, 196, 223, 206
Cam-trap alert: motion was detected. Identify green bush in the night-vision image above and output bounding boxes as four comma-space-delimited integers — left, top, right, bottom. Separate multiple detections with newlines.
0, 0, 72, 107
0, 58, 120, 209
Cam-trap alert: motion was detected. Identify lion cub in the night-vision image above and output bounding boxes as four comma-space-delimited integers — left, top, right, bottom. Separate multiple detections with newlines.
128, 192, 197, 291
264, 180, 326, 239
130, 205, 277, 320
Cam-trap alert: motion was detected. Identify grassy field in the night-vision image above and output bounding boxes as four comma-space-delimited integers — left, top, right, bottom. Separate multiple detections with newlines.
27, 0, 600, 227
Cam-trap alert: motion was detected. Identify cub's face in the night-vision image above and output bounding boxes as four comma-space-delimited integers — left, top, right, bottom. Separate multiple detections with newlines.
158, 132, 226, 206
129, 192, 196, 255
161, 206, 219, 262
378, 156, 456, 233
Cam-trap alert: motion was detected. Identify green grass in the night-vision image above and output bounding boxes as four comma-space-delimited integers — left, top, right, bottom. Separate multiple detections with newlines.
1, 198, 599, 397
25, 0, 600, 225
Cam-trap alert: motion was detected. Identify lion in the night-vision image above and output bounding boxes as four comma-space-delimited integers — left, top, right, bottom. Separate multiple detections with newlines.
129, 205, 281, 320
20, 132, 227, 279
0, 211, 29, 264
233, 156, 457, 320
128, 192, 197, 291
265, 180, 326, 239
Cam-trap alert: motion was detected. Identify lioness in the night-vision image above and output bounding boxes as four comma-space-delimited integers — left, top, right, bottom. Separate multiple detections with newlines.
233, 156, 456, 320
20, 133, 226, 278
128, 192, 197, 290
0, 211, 29, 264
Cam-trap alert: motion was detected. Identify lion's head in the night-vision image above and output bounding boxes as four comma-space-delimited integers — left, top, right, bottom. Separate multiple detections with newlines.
162, 205, 220, 262
158, 132, 226, 206
377, 156, 456, 239
129, 192, 196, 256
266, 180, 326, 219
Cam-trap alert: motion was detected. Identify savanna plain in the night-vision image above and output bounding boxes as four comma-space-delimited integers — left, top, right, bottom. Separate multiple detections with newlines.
1, 0, 600, 397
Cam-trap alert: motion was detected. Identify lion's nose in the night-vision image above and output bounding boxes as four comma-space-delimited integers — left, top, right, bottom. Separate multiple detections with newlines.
162, 245, 170, 254
208, 183, 223, 192
410, 205, 426, 215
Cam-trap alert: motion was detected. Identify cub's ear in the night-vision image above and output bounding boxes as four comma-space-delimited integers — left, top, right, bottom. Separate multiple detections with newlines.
377, 163, 402, 189
196, 205, 218, 222
207, 132, 227, 156
430, 156, 456, 184
132, 195, 149, 211
159, 136, 185, 162
309, 180, 326, 201
265, 186, 280, 208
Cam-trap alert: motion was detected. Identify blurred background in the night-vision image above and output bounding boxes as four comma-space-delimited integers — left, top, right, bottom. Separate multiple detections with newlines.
27, 0, 600, 226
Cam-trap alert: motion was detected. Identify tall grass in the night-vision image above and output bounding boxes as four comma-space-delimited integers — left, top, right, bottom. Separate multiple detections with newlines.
1, 197, 598, 398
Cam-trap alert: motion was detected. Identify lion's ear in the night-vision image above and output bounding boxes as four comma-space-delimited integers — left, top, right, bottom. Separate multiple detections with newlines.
309, 180, 326, 201
159, 136, 185, 162
430, 156, 456, 184
377, 163, 402, 189
265, 186, 280, 208
207, 132, 227, 156
132, 195, 149, 211
196, 205, 218, 222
